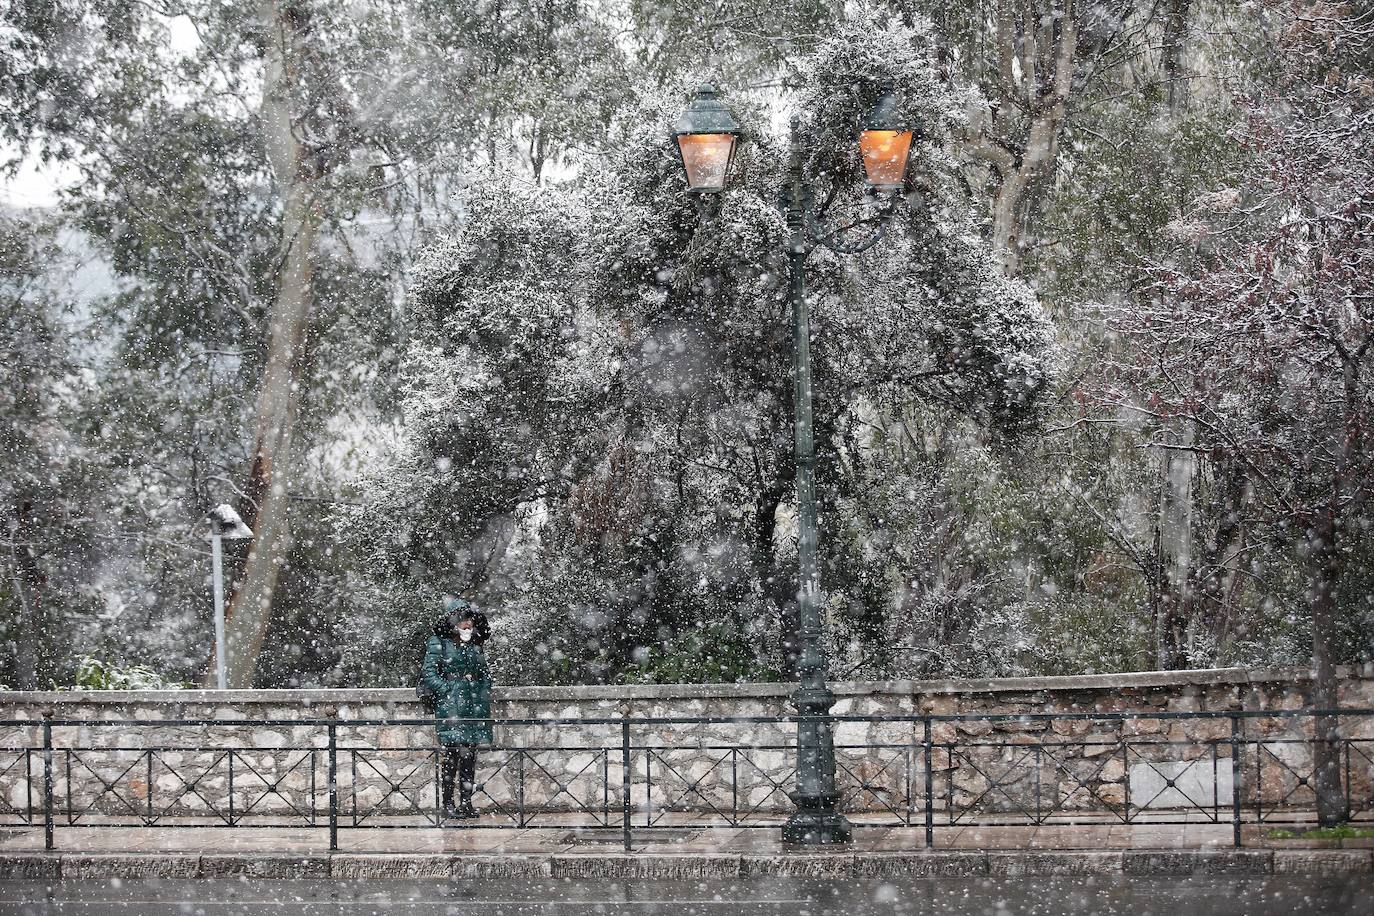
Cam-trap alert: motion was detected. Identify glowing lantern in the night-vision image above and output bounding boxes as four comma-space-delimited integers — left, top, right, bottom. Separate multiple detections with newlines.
859, 88, 914, 191
673, 85, 744, 193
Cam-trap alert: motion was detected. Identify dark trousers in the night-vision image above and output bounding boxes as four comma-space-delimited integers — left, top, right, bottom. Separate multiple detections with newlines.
440, 745, 477, 805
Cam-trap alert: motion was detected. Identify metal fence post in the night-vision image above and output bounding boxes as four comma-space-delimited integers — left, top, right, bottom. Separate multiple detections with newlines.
146, 750, 154, 825
327, 722, 338, 852
731, 747, 739, 824
1345, 737, 1353, 824
1230, 715, 1243, 848
621, 720, 632, 852
42, 717, 54, 851
517, 750, 526, 828
922, 717, 934, 849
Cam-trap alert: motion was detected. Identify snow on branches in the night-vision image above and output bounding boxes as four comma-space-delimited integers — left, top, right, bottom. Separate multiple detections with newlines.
342, 4, 1056, 683
1110, 2, 1373, 519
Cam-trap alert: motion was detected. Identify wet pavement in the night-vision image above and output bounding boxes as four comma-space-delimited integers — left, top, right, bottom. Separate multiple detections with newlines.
1, 876, 1371, 916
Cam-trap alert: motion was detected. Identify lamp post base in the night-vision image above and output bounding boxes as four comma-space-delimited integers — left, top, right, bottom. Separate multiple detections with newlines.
782, 793, 853, 845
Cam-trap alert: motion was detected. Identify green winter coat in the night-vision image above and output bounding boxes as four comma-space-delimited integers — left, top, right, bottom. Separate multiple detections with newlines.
421, 636, 494, 746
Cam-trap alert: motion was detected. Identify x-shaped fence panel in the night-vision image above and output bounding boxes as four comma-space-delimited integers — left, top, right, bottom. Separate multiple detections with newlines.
644, 747, 740, 826
1251, 738, 1321, 822
226, 749, 319, 826
346, 749, 436, 826
835, 745, 911, 824
145, 749, 232, 824
1122, 741, 1228, 823
941, 742, 1048, 825
1344, 740, 1374, 820
503, 747, 611, 828
62, 749, 154, 825
0, 750, 33, 825
730, 746, 795, 823
1035, 741, 1129, 824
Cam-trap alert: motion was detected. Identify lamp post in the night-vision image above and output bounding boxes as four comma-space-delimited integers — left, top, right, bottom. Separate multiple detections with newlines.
673, 84, 915, 845
205, 504, 254, 690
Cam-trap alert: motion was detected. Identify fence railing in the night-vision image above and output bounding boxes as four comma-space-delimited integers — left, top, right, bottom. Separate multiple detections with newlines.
1, 709, 1370, 851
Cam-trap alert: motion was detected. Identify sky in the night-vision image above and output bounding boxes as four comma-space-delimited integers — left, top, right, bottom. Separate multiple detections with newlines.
2, 150, 73, 208
1, 14, 201, 209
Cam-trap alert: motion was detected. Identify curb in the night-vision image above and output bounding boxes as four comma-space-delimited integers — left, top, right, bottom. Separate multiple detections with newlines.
0, 849, 1370, 880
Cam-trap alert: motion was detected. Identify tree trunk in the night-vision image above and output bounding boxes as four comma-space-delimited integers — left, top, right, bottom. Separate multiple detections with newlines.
1199, 458, 1247, 651
1162, 0, 1192, 111
1310, 358, 1359, 826
213, 1, 324, 688
983, 0, 1078, 276
1309, 503, 1345, 825
7, 505, 44, 690
1157, 429, 1196, 668
1152, 0, 1200, 670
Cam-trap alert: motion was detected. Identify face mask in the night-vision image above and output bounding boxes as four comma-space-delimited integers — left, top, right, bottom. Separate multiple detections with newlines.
458, 630, 473, 643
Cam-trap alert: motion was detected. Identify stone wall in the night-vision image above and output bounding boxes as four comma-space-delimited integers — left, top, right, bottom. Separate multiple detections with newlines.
1, 666, 1371, 824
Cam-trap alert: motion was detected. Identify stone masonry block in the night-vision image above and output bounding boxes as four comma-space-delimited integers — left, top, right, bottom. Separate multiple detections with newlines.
330, 854, 451, 879
854, 852, 989, 878
199, 854, 329, 878
1194, 850, 1275, 875
451, 855, 553, 879
0, 854, 60, 879
987, 851, 1123, 876
1123, 850, 1273, 876
740, 854, 855, 878
63, 854, 200, 879
1272, 850, 1373, 875
551, 854, 740, 879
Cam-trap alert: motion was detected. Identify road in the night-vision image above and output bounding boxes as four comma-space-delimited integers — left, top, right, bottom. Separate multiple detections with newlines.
1, 876, 1370, 915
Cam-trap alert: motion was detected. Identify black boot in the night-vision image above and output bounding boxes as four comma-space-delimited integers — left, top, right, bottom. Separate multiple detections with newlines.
440, 748, 460, 821
457, 748, 479, 818
440, 782, 460, 820
456, 778, 478, 819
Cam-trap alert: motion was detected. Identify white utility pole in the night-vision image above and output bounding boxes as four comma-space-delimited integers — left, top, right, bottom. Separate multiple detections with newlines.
205, 505, 254, 690
211, 532, 227, 690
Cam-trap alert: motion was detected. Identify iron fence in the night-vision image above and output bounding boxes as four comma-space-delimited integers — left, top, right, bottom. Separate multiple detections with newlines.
0, 709, 1370, 851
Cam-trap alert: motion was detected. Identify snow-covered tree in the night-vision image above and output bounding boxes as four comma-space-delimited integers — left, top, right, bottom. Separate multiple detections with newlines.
0, 214, 109, 688
339, 5, 1056, 685
1108, 0, 1374, 823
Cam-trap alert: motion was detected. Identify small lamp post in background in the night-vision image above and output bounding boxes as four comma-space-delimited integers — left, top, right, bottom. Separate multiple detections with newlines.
205, 504, 253, 690
673, 83, 915, 845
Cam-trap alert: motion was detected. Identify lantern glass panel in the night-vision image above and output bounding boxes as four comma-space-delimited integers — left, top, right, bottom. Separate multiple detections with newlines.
677, 133, 737, 192
859, 129, 912, 189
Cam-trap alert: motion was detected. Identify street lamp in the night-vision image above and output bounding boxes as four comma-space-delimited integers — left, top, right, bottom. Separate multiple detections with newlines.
858, 87, 914, 191
206, 504, 254, 690
672, 84, 914, 845
673, 84, 744, 193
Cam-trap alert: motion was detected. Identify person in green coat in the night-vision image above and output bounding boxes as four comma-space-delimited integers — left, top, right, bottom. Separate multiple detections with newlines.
422, 598, 493, 820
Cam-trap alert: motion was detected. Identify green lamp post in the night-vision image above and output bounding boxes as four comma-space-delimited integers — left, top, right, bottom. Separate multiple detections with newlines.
673, 83, 915, 845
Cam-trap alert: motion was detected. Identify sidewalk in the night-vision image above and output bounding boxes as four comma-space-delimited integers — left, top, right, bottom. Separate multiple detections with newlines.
2, 822, 1371, 879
